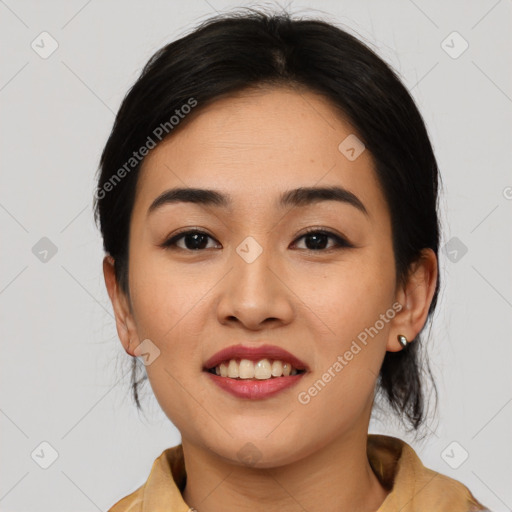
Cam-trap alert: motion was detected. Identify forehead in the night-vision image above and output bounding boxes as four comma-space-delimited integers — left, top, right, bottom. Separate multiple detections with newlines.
134, 86, 387, 221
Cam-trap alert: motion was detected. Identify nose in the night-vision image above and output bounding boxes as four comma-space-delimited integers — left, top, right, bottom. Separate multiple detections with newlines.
216, 240, 295, 331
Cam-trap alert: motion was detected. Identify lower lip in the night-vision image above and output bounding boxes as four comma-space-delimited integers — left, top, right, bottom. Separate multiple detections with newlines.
204, 371, 305, 399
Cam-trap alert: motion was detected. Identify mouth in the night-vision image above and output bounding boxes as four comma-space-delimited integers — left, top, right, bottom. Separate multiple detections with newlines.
204, 358, 307, 380
203, 350, 308, 400
202, 344, 310, 381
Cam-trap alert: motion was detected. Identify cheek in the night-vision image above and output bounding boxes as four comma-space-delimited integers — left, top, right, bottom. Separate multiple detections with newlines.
126, 253, 209, 405
129, 247, 210, 337
292, 360, 376, 451
292, 253, 395, 339
292, 266, 394, 433
127, 253, 211, 429
290, 254, 395, 410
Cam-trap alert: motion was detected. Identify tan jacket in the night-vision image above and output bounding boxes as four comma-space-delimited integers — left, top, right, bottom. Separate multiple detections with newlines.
108, 434, 489, 511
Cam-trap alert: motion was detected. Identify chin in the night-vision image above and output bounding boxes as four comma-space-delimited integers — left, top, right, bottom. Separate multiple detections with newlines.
211, 434, 309, 469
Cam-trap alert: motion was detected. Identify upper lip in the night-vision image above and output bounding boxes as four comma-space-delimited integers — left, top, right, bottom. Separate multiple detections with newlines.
203, 344, 309, 372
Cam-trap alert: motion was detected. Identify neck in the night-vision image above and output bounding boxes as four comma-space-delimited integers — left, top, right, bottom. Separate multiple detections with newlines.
181, 428, 389, 512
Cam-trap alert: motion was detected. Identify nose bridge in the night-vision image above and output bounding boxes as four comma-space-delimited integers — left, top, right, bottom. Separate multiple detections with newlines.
233, 234, 278, 298
216, 233, 294, 328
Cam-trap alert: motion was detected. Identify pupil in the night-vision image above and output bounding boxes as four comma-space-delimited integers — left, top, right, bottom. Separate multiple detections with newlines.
185, 233, 208, 250
306, 233, 327, 250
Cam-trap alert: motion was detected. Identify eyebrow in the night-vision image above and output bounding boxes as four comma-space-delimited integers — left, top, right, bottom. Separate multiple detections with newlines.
147, 186, 369, 218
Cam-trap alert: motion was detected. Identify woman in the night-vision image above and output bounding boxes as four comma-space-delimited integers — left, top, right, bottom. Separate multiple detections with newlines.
95, 8, 490, 511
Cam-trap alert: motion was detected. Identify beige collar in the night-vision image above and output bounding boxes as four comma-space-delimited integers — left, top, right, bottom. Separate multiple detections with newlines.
109, 434, 487, 511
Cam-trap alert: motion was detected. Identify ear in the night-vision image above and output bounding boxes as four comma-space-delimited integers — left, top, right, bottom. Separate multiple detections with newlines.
387, 248, 438, 352
103, 255, 139, 356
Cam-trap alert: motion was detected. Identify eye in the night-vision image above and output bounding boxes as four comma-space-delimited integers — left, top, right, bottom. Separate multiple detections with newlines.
292, 228, 353, 251
161, 229, 220, 251
160, 228, 353, 252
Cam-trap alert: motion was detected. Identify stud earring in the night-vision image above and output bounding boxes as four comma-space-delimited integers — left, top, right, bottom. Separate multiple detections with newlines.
397, 334, 408, 348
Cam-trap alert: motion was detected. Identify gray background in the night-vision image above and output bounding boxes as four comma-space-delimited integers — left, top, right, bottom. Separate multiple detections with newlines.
1, 0, 511, 510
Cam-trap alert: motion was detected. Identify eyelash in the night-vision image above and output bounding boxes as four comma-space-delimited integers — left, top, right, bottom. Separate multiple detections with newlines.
160, 227, 353, 253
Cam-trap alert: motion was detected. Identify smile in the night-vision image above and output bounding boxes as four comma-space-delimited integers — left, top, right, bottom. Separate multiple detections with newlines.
207, 358, 306, 380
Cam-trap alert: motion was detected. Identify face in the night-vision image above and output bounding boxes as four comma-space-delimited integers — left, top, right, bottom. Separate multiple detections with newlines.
105, 86, 420, 467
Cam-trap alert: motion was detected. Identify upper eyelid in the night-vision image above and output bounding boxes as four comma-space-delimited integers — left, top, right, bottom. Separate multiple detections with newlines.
164, 228, 350, 248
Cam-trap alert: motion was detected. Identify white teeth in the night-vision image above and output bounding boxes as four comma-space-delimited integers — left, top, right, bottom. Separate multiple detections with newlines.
271, 360, 283, 376
227, 359, 239, 378
239, 359, 255, 379
254, 359, 271, 379
210, 358, 303, 380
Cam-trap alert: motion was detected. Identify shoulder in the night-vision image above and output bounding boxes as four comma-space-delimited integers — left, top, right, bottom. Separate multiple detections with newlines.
106, 445, 187, 512
369, 434, 489, 512
397, 440, 487, 511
